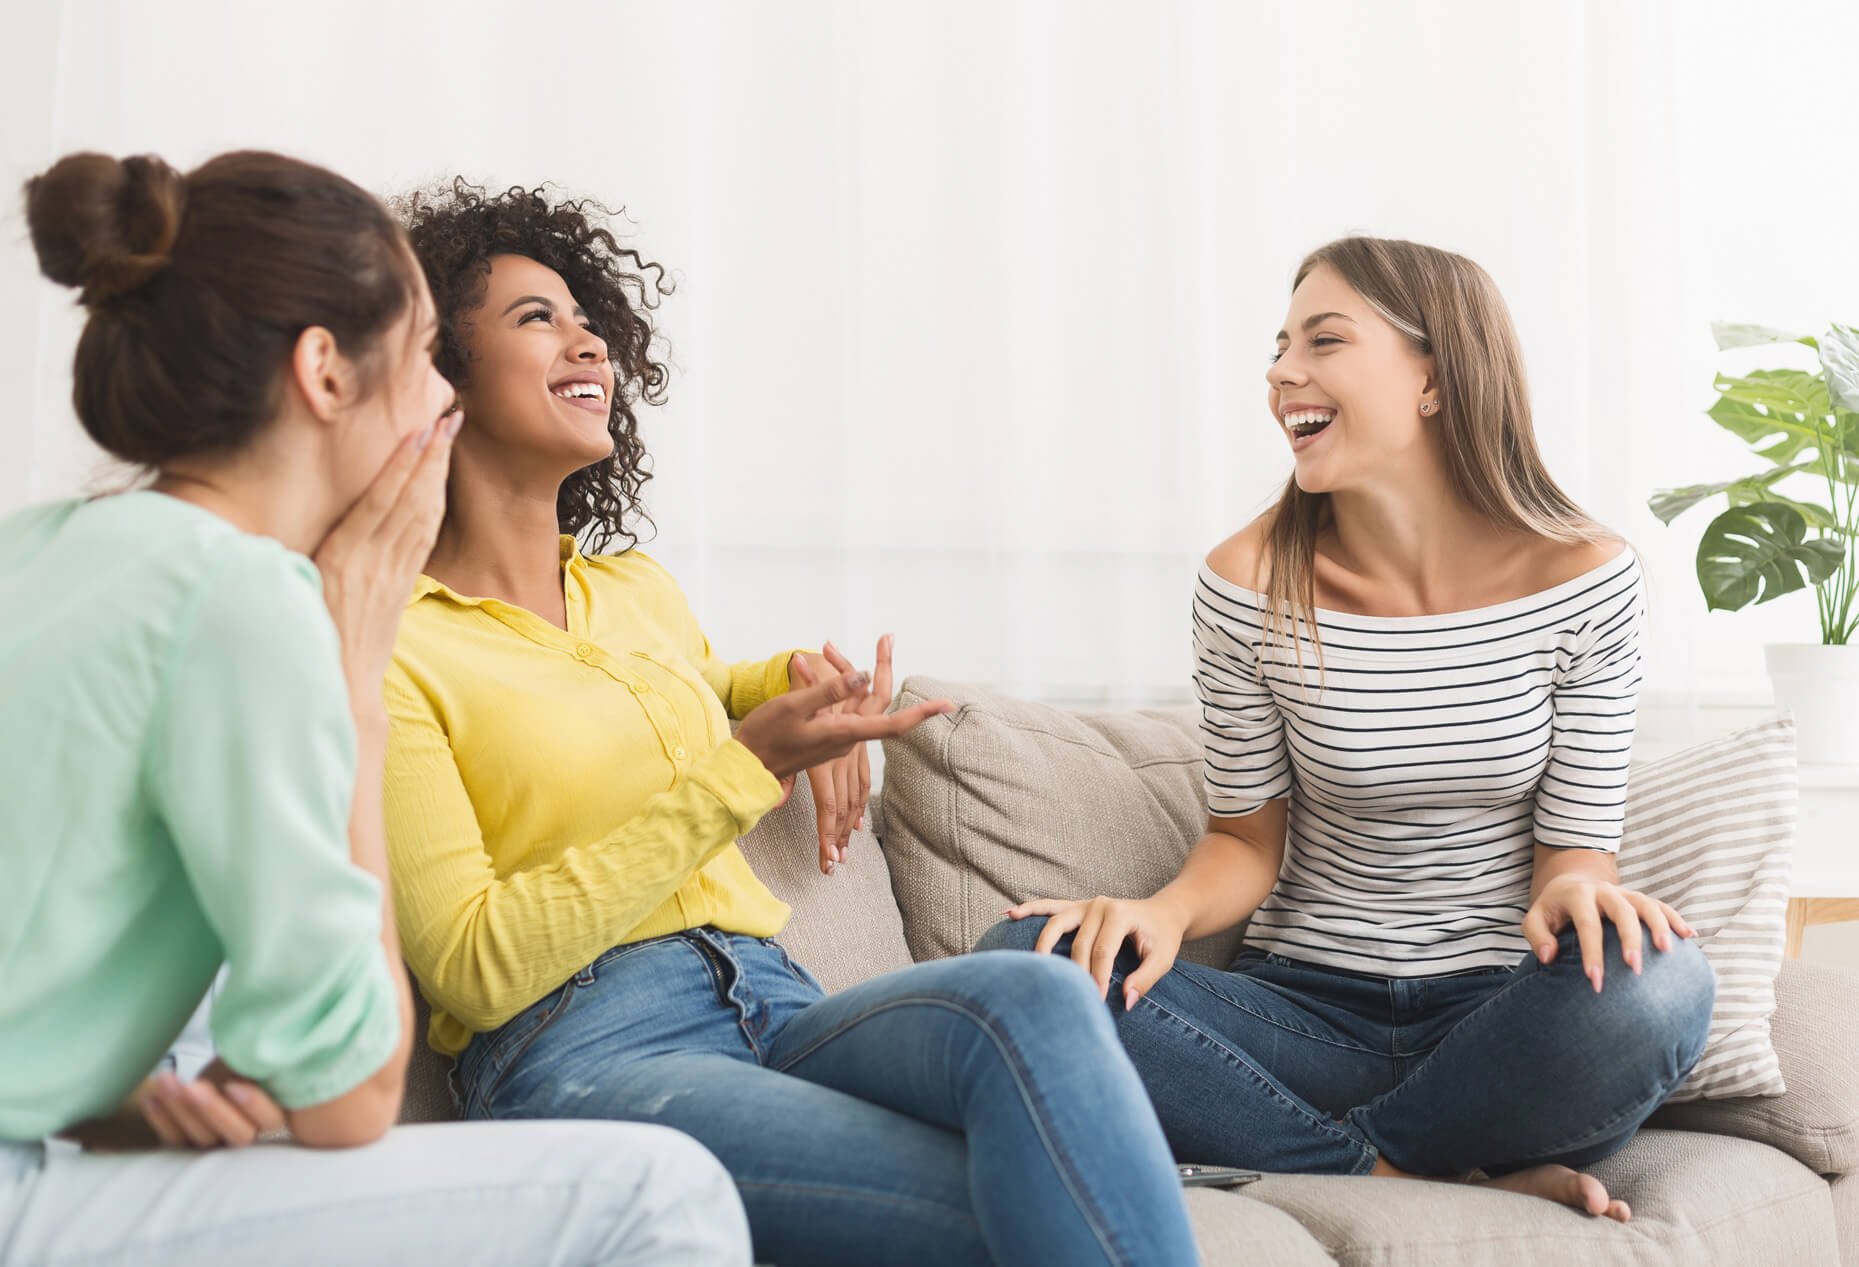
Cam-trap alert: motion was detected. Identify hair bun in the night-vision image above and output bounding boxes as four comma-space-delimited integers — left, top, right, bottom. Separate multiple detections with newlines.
25, 152, 187, 307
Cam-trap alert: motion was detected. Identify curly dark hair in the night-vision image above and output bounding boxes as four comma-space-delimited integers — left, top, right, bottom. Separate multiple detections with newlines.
396, 179, 670, 553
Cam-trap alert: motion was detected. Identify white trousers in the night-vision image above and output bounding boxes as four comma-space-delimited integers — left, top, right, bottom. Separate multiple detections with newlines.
0, 1121, 750, 1266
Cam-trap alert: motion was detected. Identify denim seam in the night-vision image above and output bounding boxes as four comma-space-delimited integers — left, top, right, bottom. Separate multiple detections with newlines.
1140, 993, 1378, 1175
769, 991, 1132, 1266
731, 1178, 977, 1228
1176, 969, 1381, 1057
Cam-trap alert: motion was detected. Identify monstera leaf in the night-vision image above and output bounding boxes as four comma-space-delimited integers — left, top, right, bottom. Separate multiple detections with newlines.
1696, 501, 1845, 611
1649, 462, 1829, 525
1823, 323, 1859, 414
1712, 321, 1818, 351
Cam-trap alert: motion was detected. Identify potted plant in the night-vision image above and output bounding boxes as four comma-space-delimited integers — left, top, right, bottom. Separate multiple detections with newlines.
1650, 322, 1859, 764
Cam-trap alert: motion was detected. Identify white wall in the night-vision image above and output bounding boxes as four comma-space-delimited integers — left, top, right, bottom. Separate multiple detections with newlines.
6, 0, 1859, 711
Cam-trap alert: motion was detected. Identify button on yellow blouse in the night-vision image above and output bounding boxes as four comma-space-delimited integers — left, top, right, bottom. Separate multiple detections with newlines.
382, 538, 801, 1057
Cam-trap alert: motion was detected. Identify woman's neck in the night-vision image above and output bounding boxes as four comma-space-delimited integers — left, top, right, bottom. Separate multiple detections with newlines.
1324, 453, 1516, 607
424, 463, 569, 624
151, 429, 337, 558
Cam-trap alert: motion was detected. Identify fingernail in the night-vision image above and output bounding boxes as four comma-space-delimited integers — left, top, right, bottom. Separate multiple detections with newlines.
1588, 966, 1603, 993
848, 671, 870, 689
446, 411, 465, 437
1535, 945, 1552, 964
1628, 951, 1642, 974
825, 861, 835, 875
1124, 987, 1137, 1011
225, 1083, 252, 1105
415, 422, 437, 450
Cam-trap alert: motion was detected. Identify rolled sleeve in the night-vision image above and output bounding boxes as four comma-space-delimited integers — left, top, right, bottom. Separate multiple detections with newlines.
1534, 565, 1645, 853
1193, 573, 1292, 817
149, 550, 398, 1110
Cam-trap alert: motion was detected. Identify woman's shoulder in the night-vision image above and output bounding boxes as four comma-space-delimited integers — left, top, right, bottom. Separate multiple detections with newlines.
1525, 533, 1633, 592
1203, 513, 1276, 593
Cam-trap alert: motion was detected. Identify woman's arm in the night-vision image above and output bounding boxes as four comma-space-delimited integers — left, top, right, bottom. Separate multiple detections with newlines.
382, 678, 781, 1033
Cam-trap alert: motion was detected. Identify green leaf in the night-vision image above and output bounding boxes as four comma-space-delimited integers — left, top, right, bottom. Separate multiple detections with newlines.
1758, 492, 1841, 530
1712, 321, 1818, 351
1707, 393, 1825, 464
1648, 461, 1818, 524
1822, 324, 1859, 414
1713, 368, 1830, 418
1696, 501, 1846, 611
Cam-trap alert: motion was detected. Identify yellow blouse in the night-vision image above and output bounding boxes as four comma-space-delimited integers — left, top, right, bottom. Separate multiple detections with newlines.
382, 538, 795, 1056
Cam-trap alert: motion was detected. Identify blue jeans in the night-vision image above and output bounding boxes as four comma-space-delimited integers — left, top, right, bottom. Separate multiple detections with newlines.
975, 917, 1714, 1177
454, 928, 1197, 1267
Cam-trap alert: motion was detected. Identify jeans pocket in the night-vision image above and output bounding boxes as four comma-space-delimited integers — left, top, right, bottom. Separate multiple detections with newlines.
763, 937, 826, 996
472, 983, 581, 1116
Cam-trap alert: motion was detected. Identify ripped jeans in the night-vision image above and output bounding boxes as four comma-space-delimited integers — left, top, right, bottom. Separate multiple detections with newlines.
450, 927, 1196, 1267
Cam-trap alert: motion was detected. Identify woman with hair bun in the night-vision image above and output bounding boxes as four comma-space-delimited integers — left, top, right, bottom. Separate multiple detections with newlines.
0, 151, 750, 1266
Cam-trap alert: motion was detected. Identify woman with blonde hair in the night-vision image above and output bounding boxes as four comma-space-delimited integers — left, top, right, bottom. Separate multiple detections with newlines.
983, 236, 1714, 1221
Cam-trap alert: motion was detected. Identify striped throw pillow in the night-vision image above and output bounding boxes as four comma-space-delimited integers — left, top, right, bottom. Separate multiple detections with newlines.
1619, 718, 1796, 1102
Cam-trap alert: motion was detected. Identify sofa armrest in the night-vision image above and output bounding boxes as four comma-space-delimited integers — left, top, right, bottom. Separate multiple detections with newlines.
1648, 959, 1859, 1176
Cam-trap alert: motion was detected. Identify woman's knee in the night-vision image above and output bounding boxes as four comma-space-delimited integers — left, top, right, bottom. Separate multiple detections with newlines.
973, 913, 1048, 954
1548, 922, 1715, 1055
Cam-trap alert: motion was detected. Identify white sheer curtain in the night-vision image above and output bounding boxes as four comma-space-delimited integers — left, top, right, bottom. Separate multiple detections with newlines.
6, 0, 1859, 709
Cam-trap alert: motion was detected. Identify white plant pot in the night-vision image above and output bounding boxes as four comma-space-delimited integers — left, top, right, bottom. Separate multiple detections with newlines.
1765, 642, 1859, 766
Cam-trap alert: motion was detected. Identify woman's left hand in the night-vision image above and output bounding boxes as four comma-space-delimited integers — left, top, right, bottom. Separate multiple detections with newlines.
791, 639, 888, 875
1521, 873, 1695, 993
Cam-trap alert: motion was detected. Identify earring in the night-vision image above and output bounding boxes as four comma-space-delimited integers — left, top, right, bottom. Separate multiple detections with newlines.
1420, 401, 1436, 416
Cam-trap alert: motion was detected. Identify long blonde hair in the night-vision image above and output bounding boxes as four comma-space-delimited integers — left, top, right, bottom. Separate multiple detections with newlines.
1260, 237, 1607, 674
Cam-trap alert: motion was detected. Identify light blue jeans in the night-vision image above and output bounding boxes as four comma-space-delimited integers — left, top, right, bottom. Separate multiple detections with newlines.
454, 928, 1199, 1267
0, 1121, 748, 1266
977, 917, 1715, 1176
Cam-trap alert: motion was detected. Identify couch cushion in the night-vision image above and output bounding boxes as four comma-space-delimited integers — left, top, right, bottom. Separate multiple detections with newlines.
1650, 958, 1859, 1177
1238, 1129, 1834, 1267
877, 677, 1247, 969
1182, 1188, 1335, 1264
737, 772, 914, 993
1619, 719, 1796, 1101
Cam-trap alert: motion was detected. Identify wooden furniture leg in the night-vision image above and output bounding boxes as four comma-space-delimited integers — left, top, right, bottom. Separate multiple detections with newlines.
1785, 897, 1859, 959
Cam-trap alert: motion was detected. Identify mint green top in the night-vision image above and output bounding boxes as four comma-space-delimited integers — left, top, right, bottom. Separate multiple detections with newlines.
0, 492, 399, 1140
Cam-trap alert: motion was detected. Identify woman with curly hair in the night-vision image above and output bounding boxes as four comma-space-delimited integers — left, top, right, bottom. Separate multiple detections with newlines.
378, 182, 1199, 1267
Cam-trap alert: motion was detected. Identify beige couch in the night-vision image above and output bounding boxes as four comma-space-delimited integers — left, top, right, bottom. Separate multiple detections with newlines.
401, 678, 1859, 1265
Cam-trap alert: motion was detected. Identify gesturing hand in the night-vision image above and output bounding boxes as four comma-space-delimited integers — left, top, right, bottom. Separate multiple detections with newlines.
790, 635, 903, 875
737, 657, 951, 873
1522, 874, 1695, 993
312, 409, 462, 712
1007, 895, 1188, 1011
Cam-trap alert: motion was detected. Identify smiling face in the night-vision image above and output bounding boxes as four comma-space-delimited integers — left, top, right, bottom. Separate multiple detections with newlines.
454, 253, 616, 478
1266, 263, 1437, 495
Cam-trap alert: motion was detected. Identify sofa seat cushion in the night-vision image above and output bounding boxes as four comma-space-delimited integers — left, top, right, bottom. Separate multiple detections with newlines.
1232, 1129, 1834, 1267
1182, 1188, 1335, 1264
1650, 959, 1859, 1178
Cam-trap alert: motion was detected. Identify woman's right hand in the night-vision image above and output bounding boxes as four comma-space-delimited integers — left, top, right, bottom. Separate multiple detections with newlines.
1007, 895, 1188, 1010
736, 665, 952, 782
312, 412, 462, 714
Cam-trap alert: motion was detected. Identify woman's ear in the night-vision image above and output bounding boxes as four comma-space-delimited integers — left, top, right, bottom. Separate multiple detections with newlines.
285, 325, 357, 424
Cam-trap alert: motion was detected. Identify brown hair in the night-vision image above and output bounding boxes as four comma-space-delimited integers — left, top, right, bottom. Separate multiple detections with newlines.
25, 150, 420, 467
1261, 237, 1607, 675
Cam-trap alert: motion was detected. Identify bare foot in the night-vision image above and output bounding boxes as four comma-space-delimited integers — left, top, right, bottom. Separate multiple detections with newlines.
1370, 1156, 1630, 1223
1477, 1164, 1631, 1223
